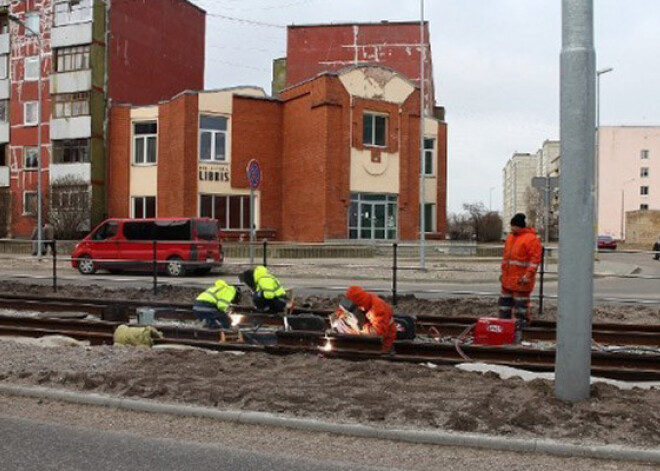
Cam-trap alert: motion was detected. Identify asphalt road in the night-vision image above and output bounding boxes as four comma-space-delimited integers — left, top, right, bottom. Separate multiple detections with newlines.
0, 416, 386, 471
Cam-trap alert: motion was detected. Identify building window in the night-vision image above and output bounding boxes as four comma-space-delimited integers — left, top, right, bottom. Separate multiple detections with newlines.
53, 92, 90, 118
641, 167, 649, 178
363, 112, 387, 147
199, 116, 227, 162
641, 204, 649, 210
641, 149, 649, 160
199, 194, 251, 230
424, 138, 435, 176
24, 56, 39, 81
348, 193, 398, 240
53, 139, 90, 164
133, 122, 157, 165
54, 0, 92, 26
424, 203, 436, 233
0, 15, 9, 34
25, 12, 40, 35
24, 147, 38, 170
0, 100, 8, 122
24, 102, 38, 126
132, 196, 156, 219
0, 55, 7, 79
641, 186, 649, 196
55, 45, 91, 73
23, 191, 37, 215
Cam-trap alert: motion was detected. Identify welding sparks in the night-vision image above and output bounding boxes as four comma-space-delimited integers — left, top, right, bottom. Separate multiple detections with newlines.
230, 315, 245, 327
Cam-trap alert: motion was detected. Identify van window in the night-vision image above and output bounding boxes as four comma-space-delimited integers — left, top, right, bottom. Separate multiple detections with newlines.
194, 220, 218, 241
92, 221, 118, 241
123, 220, 191, 241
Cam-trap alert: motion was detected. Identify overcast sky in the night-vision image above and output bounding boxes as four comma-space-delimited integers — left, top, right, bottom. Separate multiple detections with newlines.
190, 0, 660, 214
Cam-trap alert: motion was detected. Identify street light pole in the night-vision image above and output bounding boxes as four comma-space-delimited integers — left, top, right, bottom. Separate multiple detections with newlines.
419, 0, 426, 268
9, 14, 43, 258
595, 67, 613, 243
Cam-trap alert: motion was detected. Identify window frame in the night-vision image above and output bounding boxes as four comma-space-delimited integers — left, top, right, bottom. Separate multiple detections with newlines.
24, 101, 38, 126
53, 92, 91, 119
641, 149, 650, 160
52, 139, 90, 164
0, 55, 7, 80
424, 202, 436, 233
424, 138, 435, 176
0, 100, 8, 122
640, 204, 649, 211
641, 186, 649, 196
131, 196, 156, 219
362, 112, 388, 148
23, 191, 37, 216
199, 115, 228, 163
54, 0, 93, 27
23, 146, 38, 171
54, 45, 91, 73
24, 56, 39, 81
641, 167, 649, 178
132, 121, 158, 166
199, 194, 252, 230
24, 12, 40, 35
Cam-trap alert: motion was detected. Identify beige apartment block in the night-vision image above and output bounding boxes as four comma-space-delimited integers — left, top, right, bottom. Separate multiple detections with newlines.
502, 153, 539, 228
598, 126, 660, 240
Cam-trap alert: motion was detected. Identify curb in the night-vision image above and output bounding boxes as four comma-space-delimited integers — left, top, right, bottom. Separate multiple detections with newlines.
1, 383, 659, 464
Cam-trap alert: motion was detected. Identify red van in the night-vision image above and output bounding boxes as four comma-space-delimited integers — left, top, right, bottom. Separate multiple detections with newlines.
71, 218, 223, 277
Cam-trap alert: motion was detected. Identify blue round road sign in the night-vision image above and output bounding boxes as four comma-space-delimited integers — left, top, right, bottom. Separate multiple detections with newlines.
247, 159, 262, 189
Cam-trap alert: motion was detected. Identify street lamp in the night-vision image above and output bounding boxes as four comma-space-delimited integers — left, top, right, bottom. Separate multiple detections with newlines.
595, 67, 613, 239
9, 14, 43, 257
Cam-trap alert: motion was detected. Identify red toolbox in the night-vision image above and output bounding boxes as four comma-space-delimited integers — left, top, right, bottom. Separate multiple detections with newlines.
473, 318, 517, 345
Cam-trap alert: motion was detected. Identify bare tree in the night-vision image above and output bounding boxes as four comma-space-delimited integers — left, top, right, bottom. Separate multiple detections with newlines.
525, 186, 559, 241
456, 202, 503, 242
48, 176, 91, 240
447, 212, 472, 240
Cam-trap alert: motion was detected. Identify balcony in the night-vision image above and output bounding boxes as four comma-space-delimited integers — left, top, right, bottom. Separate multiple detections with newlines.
50, 116, 92, 140
50, 70, 92, 94
0, 33, 8, 55
0, 166, 8, 188
49, 162, 91, 184
51, 22, 92, 49
0, 121, 8, 143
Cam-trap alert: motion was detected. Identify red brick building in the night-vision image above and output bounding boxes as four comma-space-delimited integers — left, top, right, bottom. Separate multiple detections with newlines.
0, 0, 205, 238
108, 66, 447, 242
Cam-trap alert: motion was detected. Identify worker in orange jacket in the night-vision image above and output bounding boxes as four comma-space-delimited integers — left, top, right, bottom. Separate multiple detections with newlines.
499, 213, 543, 332
345, 286, 397, 352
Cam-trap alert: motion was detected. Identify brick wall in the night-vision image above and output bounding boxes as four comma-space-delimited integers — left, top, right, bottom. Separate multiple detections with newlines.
107, 106, 131, 218
397, 92, 421, 240
436, 121, 448, 236
231, 95, 284, 236
157, 93, 199, 217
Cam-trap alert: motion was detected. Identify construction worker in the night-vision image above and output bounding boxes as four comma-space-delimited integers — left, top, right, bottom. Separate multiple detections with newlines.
194, 279, 240, 329
239, 265, 287, 313
345, 286, 397, 352
499, 213, 543, 334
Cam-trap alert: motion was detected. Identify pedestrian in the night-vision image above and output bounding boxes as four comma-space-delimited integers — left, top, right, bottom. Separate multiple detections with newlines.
193, 279, 241, 329
239, 265, 288, 313
499, 213, 543, 336
344, 286, 397, 352
43, 222, 54, 255
652, 236, 660, 260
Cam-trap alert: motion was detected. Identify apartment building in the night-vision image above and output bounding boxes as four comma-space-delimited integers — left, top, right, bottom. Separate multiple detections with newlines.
0, 0, 205, 238
108, 65, 447, 242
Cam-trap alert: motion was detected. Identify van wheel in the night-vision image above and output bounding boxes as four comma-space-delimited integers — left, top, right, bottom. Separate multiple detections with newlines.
78, 255, 97, 275
166, 256, 186, 277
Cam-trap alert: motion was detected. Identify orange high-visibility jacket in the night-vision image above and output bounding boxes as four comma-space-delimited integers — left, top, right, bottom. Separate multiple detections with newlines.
346, 286, 397, 352
501, 228, 543, 293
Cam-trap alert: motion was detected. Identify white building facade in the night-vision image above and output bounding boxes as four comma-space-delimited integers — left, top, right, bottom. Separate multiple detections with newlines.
502, 153, 539, 227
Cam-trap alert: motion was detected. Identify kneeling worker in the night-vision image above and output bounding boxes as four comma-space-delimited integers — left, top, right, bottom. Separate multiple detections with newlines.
240, 265, 287, 313
194, 279, 240, 329
345, 286, 397, 352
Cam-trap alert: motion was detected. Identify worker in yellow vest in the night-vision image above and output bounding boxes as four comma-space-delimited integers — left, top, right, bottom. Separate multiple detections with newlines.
194, 279, 241, 329
239, 265, 287, 313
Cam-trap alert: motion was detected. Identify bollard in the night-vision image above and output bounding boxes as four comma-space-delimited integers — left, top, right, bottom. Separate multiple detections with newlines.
263, 240, 268, 267
52, 239, 57, 293
392, 242, 398, 306
539, 246, 546, 317
152, 240, 158, 295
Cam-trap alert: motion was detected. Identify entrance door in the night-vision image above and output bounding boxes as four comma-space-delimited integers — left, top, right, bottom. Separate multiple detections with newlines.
349, 193, 398, 240
360, 203, 374, 239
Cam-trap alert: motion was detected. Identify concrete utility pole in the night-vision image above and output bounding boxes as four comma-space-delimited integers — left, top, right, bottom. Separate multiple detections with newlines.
419, 0, 426, 269
555, 0, 596, 402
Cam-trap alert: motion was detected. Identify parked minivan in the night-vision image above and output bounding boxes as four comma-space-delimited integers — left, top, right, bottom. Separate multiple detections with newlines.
71, 218, 223, 276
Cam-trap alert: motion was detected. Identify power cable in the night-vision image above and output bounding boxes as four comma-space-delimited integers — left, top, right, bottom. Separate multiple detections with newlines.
206, 12, 285, 29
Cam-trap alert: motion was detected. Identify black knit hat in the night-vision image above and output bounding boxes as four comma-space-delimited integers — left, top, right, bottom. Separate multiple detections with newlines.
510, 213, 526, 228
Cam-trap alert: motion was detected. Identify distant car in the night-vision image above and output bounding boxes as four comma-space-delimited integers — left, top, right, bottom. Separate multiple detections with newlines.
597, 235, 617, 250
